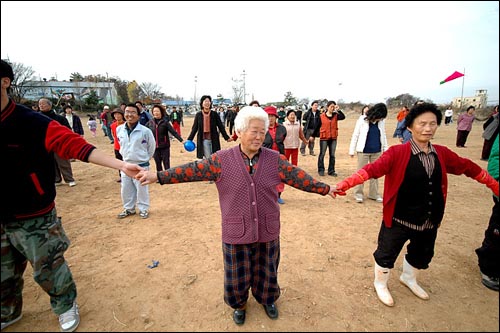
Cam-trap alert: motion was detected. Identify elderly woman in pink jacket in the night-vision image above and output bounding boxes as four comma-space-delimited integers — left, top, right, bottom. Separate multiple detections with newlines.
456, 105, 476, 147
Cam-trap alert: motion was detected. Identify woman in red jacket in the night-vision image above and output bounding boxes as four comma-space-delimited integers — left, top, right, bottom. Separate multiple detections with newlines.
336, 102, 499, 307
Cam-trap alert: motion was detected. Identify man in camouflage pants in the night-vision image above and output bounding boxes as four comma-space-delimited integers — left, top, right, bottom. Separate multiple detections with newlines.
0, 59, 142, 332
1, 211, 76, 327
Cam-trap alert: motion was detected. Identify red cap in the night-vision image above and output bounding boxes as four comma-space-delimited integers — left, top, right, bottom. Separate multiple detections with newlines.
264, 106, 277, 116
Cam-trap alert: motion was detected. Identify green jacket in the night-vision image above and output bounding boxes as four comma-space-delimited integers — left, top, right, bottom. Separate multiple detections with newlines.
487, 134, 499, 181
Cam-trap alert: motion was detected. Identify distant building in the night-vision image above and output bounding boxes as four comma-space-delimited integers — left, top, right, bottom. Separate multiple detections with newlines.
22, 80, 118, 105
162, 99, 194, 107
452, 89, 488, 110
161, 98, 233, 108
212, 98, 233, 106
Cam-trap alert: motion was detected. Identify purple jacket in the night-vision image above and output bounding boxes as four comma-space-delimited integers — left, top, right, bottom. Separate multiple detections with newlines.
216, 146, 281, 244
457, 113, 475, 131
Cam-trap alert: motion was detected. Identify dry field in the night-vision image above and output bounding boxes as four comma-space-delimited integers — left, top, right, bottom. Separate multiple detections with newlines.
5, 111, 498, 332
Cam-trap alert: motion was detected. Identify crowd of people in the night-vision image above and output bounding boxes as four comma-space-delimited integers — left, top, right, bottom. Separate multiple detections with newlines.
1, 57, 499, 331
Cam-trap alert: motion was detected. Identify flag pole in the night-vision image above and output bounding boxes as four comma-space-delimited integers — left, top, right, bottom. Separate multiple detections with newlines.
459, 67, 465, 111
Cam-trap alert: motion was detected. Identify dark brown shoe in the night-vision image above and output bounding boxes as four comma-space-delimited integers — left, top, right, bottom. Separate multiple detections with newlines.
262, 303, 278, 319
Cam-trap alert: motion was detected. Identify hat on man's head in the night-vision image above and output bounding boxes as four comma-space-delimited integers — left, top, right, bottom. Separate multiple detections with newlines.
264, 106, 277, 117
111, 108, 124, 117
0, 59, 14, 81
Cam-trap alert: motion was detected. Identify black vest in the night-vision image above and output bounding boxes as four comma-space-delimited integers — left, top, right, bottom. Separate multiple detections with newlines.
393, 154, 445, 226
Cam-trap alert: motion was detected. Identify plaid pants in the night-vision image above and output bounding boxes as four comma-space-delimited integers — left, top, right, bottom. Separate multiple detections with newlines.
223, 239, 280, 309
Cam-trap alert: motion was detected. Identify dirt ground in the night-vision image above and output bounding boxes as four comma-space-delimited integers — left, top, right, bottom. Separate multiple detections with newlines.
6, 110, 499, 332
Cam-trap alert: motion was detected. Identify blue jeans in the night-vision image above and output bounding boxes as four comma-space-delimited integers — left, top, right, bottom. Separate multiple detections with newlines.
203, 139, 213, 159
317, 139, 337, 174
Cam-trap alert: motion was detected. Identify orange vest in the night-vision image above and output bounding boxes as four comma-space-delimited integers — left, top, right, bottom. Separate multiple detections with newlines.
319, 113, 339, 140
396, 109, 408, 122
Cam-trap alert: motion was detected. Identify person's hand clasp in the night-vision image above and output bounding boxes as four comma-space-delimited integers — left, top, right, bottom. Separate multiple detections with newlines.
135, 169, 158, 185
328, 185, 346, 198
334, 181, 349, 197
122, 162, 144, 178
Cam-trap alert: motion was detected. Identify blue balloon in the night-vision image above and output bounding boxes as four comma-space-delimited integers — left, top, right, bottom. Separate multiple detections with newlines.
184, 140, 196, 152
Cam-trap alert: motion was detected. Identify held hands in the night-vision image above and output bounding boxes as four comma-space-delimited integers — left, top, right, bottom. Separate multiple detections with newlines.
335, 169, 370, 196
334, 181, 349, 196
135, 169, 158, 185
328, 185, 347, 198
121, 162, 144, 178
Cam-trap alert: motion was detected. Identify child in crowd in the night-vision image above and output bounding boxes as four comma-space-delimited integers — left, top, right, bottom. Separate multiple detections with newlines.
87, 115, 97, 137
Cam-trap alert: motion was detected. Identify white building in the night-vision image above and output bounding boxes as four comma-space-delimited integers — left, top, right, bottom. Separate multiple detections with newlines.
22, 80, 118, 105
452, 89, 488, 110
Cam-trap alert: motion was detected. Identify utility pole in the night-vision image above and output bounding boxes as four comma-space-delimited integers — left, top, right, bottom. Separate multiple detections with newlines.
459, 68, 465, 112
194, 75, 198, 108
242, 70, 246, 104
106, 72, 113, 105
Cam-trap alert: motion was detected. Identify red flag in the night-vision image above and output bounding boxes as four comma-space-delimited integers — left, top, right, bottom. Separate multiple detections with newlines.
440, 71, 464, 85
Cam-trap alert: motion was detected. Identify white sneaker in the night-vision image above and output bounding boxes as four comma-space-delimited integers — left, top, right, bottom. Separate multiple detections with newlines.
368, 196, 383, 203
59, 302, 80, 332
68, 182, 76, 187
355, 196, 364, 203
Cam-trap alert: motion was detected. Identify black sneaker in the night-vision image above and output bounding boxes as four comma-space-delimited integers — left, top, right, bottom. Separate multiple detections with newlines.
1, 314, 22, 330
481, 273, 499, 291
117, 209, 136, 219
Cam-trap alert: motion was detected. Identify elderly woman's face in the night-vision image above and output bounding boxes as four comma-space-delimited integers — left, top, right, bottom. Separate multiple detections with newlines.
239, 119, 266, 154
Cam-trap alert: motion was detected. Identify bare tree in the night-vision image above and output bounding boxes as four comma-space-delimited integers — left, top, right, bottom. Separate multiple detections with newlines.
5, 60, 36, 102
140, 82, 163, 101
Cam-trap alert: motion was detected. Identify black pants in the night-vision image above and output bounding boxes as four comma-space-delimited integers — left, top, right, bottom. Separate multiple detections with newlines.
114, 149, 123, 177
373, 221, 438, 269
475, 197, 500, 277
481, 138, 496, 160
456, 130, 470, 147
153, 146, 171, 171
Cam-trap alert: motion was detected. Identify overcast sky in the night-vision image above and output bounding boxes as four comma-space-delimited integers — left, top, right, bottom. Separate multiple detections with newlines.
2, 1, 499, 105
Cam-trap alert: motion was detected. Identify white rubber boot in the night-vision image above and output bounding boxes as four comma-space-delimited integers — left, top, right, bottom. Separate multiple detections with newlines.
374, 262, 394, 306
399, 257, 429, 300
